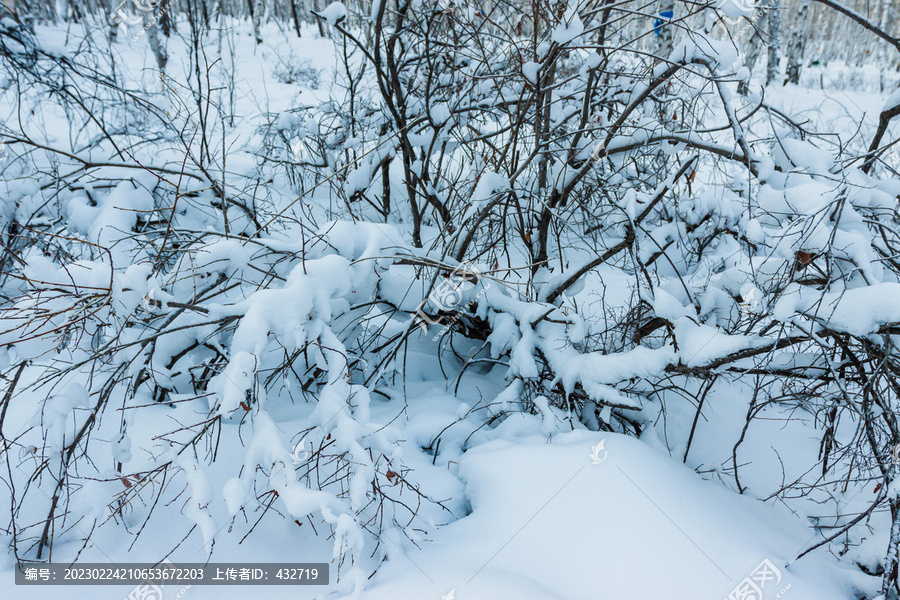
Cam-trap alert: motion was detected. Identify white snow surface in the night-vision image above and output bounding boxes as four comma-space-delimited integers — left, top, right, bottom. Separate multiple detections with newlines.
360, 432, 855, 600
0, 431, 861, 600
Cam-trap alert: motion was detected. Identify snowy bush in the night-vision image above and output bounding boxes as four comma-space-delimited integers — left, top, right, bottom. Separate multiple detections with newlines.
272, 55, 320, 88
1, 1, 900, 598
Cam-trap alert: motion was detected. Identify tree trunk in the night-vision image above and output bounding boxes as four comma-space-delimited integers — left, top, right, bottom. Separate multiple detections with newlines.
883, 498, 900, 599
784, 1, 808, 85
766, 0, 781, 85
145, 11, 168, 71
738, 8, 767, 95
248, 0, 262, 44
878, 0, 892, 90
316, 0, 327, 38
106, 0, 118, 42
158, 7, 171, 37
290, 0, 302, 37
657, 0, 674, 57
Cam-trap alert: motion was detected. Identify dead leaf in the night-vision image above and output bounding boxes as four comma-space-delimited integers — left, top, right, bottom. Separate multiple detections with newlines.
795, 250, 815, 269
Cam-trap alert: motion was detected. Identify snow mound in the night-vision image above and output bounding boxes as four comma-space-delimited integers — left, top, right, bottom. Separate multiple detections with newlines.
321, 1, 347, 25
359, 432, 858, 600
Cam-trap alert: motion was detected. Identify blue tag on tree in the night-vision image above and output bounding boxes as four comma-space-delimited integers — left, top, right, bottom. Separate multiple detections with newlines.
653, 10, 674, 36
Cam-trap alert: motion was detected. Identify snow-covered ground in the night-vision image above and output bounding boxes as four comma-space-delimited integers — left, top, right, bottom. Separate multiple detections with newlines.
0, 402, 869, 600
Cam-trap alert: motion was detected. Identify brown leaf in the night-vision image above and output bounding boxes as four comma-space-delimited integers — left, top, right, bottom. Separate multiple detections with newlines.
386, 470, 399, 484
120, 476, 132, 488
240, 401, 251, 411
795, 250, 815, 269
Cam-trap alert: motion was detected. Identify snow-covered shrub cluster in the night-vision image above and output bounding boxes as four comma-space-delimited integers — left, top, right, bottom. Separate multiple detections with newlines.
272, 54, 320, 87
0, 0, 900, 598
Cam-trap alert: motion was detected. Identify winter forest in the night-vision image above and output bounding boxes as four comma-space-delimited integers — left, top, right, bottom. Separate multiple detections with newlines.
1, 0, 900, 598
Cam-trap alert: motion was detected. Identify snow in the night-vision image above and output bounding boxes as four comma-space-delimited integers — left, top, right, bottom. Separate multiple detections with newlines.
717, 0, 755, 18
321, 1, 347, 26
0, 11, 895, 600
773, 282, 900, 337
550, 2, 584, 45
178, 453, 218, 552
67, 180, 154, 262
521, 61, 540, 85
36, 384, 89, 453
464, 171, 509, 220
359, 433, 854, 600
885, 87, 900, 112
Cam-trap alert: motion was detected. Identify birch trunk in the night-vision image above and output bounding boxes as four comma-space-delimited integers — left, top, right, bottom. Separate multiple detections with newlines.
738, 8, 767, 95
657, 0, 674, 57
766, 0, 781, 85
145, 11, 168, 71
248, 0, 262, 44
784, 1, 808, 85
